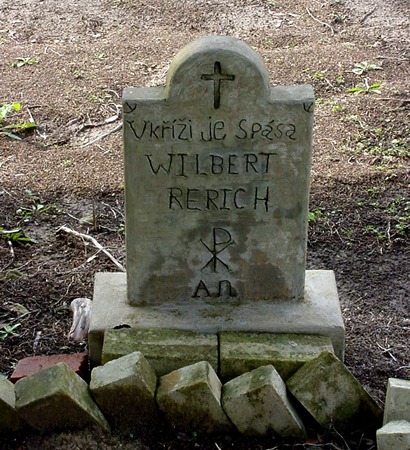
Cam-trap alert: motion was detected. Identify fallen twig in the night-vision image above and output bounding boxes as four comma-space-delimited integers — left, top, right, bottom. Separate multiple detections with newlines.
81, 122, 122, 148
57, 225, 125, 272
360, 7, 376, 24
306, 8, 335, 36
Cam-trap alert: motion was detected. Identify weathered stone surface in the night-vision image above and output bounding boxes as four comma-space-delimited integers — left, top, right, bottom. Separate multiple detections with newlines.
10, 352, 89, 383
123, 35, 314, 305
101, 328, 218, 375
383, 378, 410, 425
377, 420, 410, 450
89, 270, 345, 366
15, 362, 109, 432
90, 351, 158, 431
0, 377, 21, 433
157, 361, 232, 433
220, 332, 334, 382
222, 365, 305, 437
287, 352, 383, 432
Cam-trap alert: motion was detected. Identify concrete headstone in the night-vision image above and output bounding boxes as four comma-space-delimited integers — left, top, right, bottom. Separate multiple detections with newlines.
123, 35, 314, 304
89, 36, 344, 368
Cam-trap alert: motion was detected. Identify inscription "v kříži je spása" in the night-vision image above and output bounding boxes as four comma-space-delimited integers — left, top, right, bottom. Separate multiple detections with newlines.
127, 117, 296, 142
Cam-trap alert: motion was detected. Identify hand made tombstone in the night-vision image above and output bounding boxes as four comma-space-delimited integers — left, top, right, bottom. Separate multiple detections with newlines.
89, 36, 344, 367
123, 36, 314, 305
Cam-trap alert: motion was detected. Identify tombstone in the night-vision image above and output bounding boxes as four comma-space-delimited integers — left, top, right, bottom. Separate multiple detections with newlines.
89, 36, 344, 366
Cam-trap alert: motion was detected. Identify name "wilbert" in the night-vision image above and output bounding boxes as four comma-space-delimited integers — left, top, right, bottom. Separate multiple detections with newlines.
145, 152, 277, 177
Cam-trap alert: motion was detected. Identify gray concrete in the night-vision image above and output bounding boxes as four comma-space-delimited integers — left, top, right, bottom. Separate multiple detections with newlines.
89, 270, 344, 366
90, 351, 158, 431
222, 365, 305, 437
383, 378, 410, 425
15, 362, 109, 432
219, 332, 334, 382
156, 361, 232, 433
287, 352, 383, 432
377, 421, 410, 450
123, 35, 314, 305
101, 328, 218, 375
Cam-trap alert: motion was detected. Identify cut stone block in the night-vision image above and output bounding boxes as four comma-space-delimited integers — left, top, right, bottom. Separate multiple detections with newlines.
377, 420, 410, 450
0, 377, 21, 433
89, 270, 345, 366
157, 361, 232, 433
101, 328, 218, 376
10, 352, 89, 383
222, 365, 305, 437
219, 332, 334, 382
383, 378, 410, 425
90, 351, 158, 431
15, 362, 109, 432
287, 351, 383, 432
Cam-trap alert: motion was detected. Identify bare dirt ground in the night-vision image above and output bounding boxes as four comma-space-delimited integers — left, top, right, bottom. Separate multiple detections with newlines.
0, 0, 409, 448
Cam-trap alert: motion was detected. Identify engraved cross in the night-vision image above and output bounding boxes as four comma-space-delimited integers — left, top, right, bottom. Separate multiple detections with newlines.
201, 61, 235, 109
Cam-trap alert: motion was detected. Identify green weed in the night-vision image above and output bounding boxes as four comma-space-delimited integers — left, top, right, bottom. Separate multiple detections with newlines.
16, 190, 56, 223
0, 227, 36, 245
11, 57, 39, 68
0, 323, 21, 340
0, 102, 37, 140
347, 80, 382, 95
352, 62, 382, 75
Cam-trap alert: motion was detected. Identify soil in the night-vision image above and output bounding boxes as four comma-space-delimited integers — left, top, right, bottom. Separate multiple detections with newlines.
0, 0, 409, 448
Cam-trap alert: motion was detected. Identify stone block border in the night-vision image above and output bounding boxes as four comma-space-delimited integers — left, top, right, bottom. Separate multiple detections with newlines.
1, 349, 385, 440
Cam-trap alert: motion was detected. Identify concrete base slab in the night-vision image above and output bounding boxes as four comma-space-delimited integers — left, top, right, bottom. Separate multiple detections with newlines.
89, 270, 345, 366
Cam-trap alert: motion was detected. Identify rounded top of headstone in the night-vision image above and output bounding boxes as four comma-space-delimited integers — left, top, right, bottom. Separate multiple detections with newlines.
165, 36, 270, 109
